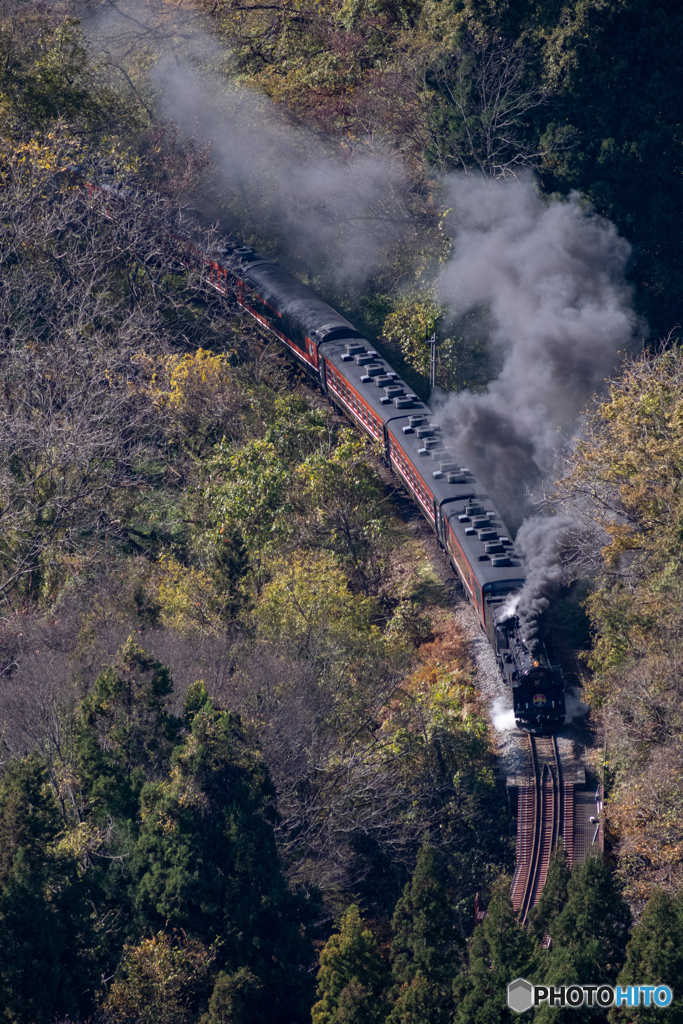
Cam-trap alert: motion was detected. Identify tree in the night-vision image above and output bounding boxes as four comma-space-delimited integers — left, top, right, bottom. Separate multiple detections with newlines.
130, 700, 316, 1022
383, 296, 444, 378
530, 853, 631, 1024
253, 548, 382, 670
389, 845, 460, 1024
424, 32, 554, 179
538, 0, 683, 335
0, 6, 143, 134
75, 637, 182, 822
203, 437, 293, 595
312, 905, 389, 1024
554, 347, 683, 896
202, 967, 263, 1024
0, 756, 97, 1024
557, 347, 683, 675
104, 931, 216, 1024
145, 348, 248, 458
610, 888, 683, 1024
454, 875, 535, 1024
294, 433, 390, 595
549, 853, 630, 971
527, 841, 571, 943
211, 528, 251, 620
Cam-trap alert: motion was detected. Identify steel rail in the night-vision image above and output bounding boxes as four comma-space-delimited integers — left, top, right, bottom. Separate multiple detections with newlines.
517, 734, 563, 923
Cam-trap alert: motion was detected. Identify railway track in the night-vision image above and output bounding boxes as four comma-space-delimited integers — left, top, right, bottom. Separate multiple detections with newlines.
511, 734, 564, 922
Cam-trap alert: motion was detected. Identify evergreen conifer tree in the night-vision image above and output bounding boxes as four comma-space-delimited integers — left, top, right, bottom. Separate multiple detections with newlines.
0, 756, 97, 1023
549, 852, 630, 980
131, 700, 316, 1023
75, 637, 182, 821
610, 888, 683, 1024
528, 841, 571, 943
389, 845, 460, 1024
312, 905, 389, 1024
454, 875, 535, 1024
532, 853, 631, 1024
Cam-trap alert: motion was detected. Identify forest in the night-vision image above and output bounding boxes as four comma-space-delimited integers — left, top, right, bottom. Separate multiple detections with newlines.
2, 0, 683, 1021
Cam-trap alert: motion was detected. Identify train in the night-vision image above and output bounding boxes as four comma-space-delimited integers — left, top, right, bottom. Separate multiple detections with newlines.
199, 242, 566, 733
78, 169, 565, 732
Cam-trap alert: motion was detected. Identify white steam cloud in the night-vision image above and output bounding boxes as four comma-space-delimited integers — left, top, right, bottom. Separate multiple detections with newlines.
150, 51, 412, 288
492, 695, 516, 732
564, 687, 589, 725
436, 175, 640, 526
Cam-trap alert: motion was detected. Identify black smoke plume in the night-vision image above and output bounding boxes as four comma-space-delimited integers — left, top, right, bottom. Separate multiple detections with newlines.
436, 174, 641, 527
501, 515, 577, 652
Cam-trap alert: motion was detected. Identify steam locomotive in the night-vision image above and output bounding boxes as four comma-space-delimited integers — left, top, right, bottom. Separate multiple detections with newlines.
494, 613, 566, 734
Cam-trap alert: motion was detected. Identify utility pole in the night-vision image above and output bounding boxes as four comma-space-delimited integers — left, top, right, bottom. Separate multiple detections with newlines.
427, 330, 437, 391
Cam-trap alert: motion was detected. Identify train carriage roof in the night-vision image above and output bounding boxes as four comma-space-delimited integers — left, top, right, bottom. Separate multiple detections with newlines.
322, 339, 526, 595
322, 338, 428, 423
384, 419, 525, 592
226, 249, 362, 343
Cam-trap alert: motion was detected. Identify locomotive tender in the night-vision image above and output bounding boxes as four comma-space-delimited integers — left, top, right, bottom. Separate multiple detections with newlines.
202, 242, 565, 732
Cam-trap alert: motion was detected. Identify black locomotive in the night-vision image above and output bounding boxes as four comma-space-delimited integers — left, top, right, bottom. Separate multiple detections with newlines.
494, 612, 566, 733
